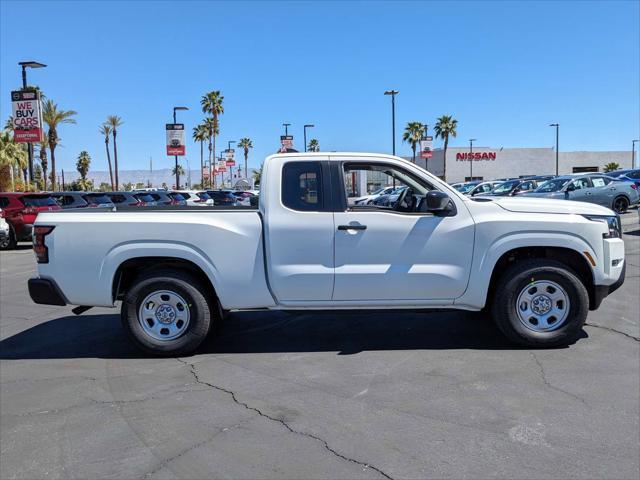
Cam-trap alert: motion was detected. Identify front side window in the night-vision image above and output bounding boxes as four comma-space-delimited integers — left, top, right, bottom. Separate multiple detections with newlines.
571, 178, 591, 190
282, 162, 323, 211
343, 162, 434, 213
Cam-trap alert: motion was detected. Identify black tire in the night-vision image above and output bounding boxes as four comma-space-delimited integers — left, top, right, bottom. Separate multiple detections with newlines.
491, 259, 589, 347
121, 269, 215, 356
0, 227, 17, 251
612, 196, 629, 214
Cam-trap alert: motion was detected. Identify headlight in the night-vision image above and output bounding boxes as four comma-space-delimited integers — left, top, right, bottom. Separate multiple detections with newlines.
582, 214, 621, 238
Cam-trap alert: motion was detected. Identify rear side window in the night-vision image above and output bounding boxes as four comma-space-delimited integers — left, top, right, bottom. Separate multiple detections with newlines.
84, 194, 112, 204
282, 162, 323, 211
196, 192, 211, 200
109, 194, 126, 203
168, 193, 185, 201
22, 196, 58, 207
135, 194, 155, 202
591, 177, 610, 187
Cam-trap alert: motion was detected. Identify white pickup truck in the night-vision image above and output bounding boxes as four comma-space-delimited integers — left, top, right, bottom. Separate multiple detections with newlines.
28, 153, 626, 355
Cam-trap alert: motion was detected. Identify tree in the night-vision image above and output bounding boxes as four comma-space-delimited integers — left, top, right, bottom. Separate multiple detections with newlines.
604, 162, 620, 173
42, 100, 77, 191
38, 138, 48, 190
201, 91, 224, 187
105, 115, 123, 190
34, 164, 44, 191
76, 151, 91, 190
99, 124, 114, 190
123, 181, 133, 191
402, 122, 425, 163
202, 117, 219, 188
98, 182, 112, 192
253, 162, 263, 187
434, 115, 458, 181
0, 130, 28, 191
172, 164, 185, 177
193, 123, 208, 188
238, 137, 253, 179
308, 139, 320, 152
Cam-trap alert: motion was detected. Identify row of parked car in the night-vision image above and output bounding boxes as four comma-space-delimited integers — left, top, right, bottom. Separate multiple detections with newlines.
451, 169, 640, 214
0, 189, 259, 250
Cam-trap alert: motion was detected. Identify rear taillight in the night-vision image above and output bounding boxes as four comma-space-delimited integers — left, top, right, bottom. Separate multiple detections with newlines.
630, 184, 638, 190
33, 226, 55, 263
129, 201, 141, 206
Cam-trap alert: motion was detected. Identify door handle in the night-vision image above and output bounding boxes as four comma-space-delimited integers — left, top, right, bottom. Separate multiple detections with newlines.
338, 224, 367, 231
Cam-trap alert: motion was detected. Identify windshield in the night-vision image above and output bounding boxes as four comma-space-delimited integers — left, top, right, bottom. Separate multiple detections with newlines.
21, 196, 58, 207
490, 180, 518, 194
534, 178, 569, 192
456, 183, 478, 194
606, 171, 627, 178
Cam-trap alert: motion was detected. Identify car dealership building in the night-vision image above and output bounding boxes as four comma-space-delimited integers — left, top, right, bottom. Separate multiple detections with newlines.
406, 147, 634, 183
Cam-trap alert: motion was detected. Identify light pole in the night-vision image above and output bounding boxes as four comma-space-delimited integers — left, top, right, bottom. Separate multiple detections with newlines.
18, 61, 46, 185
173, 106, 189, 188
550, 123, 559, 175
632, 140, 639, 168
384, 90, 399, 155
469, 138, 476, 181
304, 124, 314, 152
282, 123, 290, 136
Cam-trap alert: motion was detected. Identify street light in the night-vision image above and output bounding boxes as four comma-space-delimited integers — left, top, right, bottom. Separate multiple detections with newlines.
632, 140, 639, 169
282, 123, 291, 136
384, 90, 399, 155
550, 123, 559, 175
18, 61, 46, 184
173, 106, 189, 188
227, 140, 236, 185
469, 139, 477, 181
304, 124, 314, 152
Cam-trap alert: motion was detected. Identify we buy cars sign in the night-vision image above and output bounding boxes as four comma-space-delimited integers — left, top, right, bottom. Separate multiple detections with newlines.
11, 91, 44, 143
166, 124, 185, 155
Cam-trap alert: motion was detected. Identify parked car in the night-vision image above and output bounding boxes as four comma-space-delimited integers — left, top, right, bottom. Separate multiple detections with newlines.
229, 190, 255, 206
477, 178, 542, 197
467, 181, 503, 197
606, 169, 640, 189
51, 192, 89, 209
524, 174, 639, 213
106, 191, 144, 207
52, 192, 115, 209
28, 152, 625, 355
0, 193, 61, 249
143, 191, 185, 206
133, 192, 158, 206
352, 186, 396, 206
453, 182, 482, 195
0, 212, 10, 250
206, 190, 238, 206
175, 191, 214, 206
371, 186, 408, 207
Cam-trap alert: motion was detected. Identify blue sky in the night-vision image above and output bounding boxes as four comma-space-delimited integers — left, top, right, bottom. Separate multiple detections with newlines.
1, 0, 639, 175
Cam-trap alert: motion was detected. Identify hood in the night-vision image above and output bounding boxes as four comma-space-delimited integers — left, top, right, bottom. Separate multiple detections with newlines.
486, 196, 615, 215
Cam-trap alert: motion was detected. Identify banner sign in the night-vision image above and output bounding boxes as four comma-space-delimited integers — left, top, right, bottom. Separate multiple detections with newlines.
225, 149, 236, 166
11, 91, 44, 143
202, 166, 210, 179
216, 161, 227, 172
420, 136, 433, 159
280, 135, 293, 152
166, 124, 185, 156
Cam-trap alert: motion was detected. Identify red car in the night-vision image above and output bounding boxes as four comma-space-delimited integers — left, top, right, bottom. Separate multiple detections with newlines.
0, 192, 61, 250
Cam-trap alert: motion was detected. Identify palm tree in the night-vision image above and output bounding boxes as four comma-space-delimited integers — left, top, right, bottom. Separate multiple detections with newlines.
105, 115, 123, 190
402, 122, 425, 163
434, 115, 458, 181
171, 164, 185, 177
76, 151, 91, 191
193, 123, 208, 188
604, 162, 620, 173
202, 117, 219, 188
99, 124, 114, 190
237, 137, 253, 179
308, 139, 320, 152
42, 100, 77, 191
38, 138, 48, 191
200, 91, 224, 186
253, 162, 263, 187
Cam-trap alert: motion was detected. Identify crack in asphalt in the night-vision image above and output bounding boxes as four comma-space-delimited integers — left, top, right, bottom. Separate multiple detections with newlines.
176, 358, 394, 480
529, 352, 589, 406
139, 417, 256, 479
585, 323, 640, 342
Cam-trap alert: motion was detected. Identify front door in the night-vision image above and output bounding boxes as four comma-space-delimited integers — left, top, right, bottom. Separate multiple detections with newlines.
332, 159, 475, 302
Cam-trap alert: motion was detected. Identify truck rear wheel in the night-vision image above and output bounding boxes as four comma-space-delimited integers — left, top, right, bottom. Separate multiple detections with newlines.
491, 259, 588, 347
121, 269, 214, 356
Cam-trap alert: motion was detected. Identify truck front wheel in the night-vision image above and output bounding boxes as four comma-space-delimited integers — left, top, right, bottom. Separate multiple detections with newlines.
121, 269, 214, 356
491, 259, 589, 347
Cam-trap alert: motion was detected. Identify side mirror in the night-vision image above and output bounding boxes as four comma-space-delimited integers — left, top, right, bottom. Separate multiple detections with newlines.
565, 183, 576, 192
426, 191, 453, 215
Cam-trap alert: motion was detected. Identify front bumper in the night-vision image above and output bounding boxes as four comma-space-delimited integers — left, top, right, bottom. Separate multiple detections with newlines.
591, 261, 626, 310
28, 277, 67, 306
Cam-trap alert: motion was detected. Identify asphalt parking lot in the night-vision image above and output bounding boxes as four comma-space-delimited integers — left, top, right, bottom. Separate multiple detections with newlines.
1, 213, 638, 480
